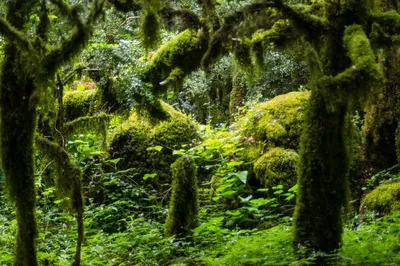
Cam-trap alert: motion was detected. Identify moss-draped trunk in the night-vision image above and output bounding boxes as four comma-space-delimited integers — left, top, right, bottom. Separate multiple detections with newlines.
293, 89, 349, 254
0, 45, 38, 265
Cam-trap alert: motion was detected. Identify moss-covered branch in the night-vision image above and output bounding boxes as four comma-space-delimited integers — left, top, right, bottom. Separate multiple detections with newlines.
0, 17, 33, 52
44, 0, 105, 74
273, 0, 328, 32
202, 2, 276, 68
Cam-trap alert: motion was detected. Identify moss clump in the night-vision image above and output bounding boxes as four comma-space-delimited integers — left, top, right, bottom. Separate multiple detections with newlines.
164, 155, 198, 237
254, 147, 299, 188
63, 89, 101, 121
363, 182, 400, 215
108, 102, 198, 184
238, 91, 310, 150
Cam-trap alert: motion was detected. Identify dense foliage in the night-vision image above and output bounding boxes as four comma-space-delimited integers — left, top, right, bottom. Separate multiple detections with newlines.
1, 0, 400, 265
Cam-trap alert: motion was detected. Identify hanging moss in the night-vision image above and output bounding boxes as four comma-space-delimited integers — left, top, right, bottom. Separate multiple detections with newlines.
63, 89, 101, 121
362, 182, 400, 215
140, 11, 161, 50
254, 147, 299, 189
229, 72, 246, 117
164, 155, 198, 237
108, 102, 198, 185
364, 47, 400, 171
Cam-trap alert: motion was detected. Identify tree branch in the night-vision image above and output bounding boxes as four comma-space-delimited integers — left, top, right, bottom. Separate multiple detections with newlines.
273, 0, 328, 32
43, 0, 105, 75
0, 17, 33, 52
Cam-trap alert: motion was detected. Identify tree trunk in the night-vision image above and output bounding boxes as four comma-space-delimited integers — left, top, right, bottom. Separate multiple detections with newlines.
0, 45, 38, 266
293, 89, 349, 258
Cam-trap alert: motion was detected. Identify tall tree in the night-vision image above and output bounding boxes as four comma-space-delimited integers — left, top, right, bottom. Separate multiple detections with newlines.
0, 1, 104, 265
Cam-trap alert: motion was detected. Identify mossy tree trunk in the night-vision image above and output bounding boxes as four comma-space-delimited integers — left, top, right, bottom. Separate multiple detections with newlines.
1, 45, 38, 266
0, 1, 104, 265
293, 90, 349, 255
164, 155, 199, 237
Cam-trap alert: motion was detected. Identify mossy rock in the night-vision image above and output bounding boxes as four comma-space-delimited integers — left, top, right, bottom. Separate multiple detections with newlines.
253, 147, 299, 188
108, 102, 198, 185
237, 91, 310, 150
362, 182, 400, 215
63, 89, 101, 121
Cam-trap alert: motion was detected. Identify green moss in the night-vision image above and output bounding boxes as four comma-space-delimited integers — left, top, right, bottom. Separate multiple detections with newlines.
63, 89, 101, 121
238, 91, 310, 150
108, 102, 198, 184
363, 182, 400, 215
164, 155, 198, 237
143, 28, 208, 94
254, 147, 299, 188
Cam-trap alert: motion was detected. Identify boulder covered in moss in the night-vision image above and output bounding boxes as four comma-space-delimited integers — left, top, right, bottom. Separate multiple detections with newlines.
253, 147, 299, 188
108, 102, 198, 184
63, 89, 101, 121
238, 91, 310, 150
362, 182, 400, 215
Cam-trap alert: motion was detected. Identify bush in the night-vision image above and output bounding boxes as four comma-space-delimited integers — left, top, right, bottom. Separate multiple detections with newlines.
253, 147, 299, 188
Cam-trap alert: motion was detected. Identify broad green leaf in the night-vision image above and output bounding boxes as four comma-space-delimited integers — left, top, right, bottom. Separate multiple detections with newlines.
146, 146, 163, 152
106, 158, 122, 165
239, 195, 253, 203
143, 173, 157, 180
288, 184, 298, 192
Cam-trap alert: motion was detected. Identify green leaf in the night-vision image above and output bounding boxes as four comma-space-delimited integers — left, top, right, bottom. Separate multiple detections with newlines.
272, 184, 284, 190
226, 161, 243, 168
239, 195, 253, 203
146, 146, 163, 152
236, 171, 248, 184
143, 173, 157, 180
106, 158, 122, 165
288, 184, 298, 192
257, 188, 269, 193
173, 150, 186, 155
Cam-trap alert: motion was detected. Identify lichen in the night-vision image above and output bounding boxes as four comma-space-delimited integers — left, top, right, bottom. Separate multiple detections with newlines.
164, 155, 198, 237
253, 147, 299, 189
363, 182, 400, 215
